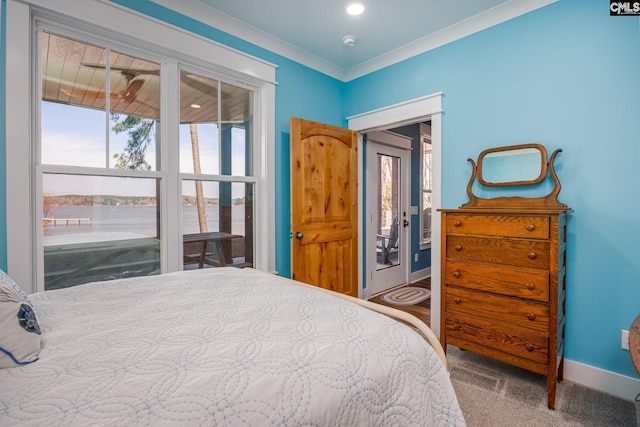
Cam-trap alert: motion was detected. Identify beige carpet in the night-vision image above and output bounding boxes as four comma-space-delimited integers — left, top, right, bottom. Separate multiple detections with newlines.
446, 346, 640, 427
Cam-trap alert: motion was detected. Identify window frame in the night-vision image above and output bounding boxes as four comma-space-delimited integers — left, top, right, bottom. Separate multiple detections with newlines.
6, 0, 276, 292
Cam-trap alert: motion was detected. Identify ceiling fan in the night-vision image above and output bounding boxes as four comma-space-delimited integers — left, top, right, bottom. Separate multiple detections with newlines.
79, 63, 233, 100
61, 63, 160, 104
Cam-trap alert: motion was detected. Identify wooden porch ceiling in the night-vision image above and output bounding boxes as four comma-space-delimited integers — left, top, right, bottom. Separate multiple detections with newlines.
41, 32, 252, 124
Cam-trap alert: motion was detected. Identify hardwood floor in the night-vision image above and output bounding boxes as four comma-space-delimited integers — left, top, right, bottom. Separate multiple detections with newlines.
368, 278, 431, 326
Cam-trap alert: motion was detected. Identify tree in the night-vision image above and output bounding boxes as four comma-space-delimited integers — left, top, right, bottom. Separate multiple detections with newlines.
111, 114, 154, 170
189, 123, 208, 233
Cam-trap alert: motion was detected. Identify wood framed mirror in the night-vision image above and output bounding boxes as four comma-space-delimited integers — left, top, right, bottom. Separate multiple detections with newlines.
461, 143, 569, 211
477, 143, 547, 187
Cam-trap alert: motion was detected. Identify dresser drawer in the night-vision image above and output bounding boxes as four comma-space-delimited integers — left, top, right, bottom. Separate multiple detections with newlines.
446, 286, 549, 332
446, 214, 550, 239
446, 235, 550, 269
444, 262, 549, 301
444, 313, 549, 364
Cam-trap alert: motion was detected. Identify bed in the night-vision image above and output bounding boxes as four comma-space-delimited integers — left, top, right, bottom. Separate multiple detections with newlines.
0, 267, 465, 426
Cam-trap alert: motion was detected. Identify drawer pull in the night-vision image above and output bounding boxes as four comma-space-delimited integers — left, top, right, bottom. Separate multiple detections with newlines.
453, 220, 462, 227
452, 271, 461, 278
453, 324, 460, 331
453, 297, 461, 304
526, 224, 536, 232
528, 252, 537, 260
455, 245, 463, 251
526, 344, 534, 352
526, 283, 536, 290
527, 313, 537, 321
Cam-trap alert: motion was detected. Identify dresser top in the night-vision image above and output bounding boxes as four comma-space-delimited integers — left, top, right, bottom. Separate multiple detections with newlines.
439, 207, 571, 214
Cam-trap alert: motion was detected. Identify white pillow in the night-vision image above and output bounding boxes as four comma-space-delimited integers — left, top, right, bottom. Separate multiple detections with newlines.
0, 270, 41, 368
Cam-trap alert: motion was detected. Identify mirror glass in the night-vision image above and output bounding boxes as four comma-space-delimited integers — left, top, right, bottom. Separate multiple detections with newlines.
478, 144, 547, 186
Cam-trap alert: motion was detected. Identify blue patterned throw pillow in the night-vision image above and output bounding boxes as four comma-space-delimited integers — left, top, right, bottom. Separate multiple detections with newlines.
0, 270, 41, 368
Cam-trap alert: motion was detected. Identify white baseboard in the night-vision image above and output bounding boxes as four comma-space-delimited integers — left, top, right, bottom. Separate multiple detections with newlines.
564, 358, 640, 402
410, 267, 431, 283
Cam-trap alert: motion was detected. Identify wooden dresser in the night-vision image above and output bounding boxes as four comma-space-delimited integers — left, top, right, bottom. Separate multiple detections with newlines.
440, 209, 567, 409
630, 314, 640, 377
440, 144, 570, 410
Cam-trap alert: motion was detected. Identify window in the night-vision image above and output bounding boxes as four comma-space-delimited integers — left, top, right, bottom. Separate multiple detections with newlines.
178, 69, 255, 270
39, 32, 163, 290
7, 0, 275, 292
26, 20, 270, 291
420, 124, 432, 249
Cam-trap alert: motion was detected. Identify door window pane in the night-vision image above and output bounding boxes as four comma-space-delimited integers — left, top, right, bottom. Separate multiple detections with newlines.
421, 131, 432, 246
182, 180, 253, 269
376, 154, 400, 270
43, 174, 160, 290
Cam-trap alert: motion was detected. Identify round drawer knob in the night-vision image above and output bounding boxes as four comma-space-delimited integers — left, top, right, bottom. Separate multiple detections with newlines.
452, 271, 461, 278
453, 297, 461, 304
455, 245, 463, 251
528, 252, 537, 260
527, 313, 537, 321
526, 344, 534, 352
453, 221, 461, 227
526, 283, 536, 290
526, 224, 536, 231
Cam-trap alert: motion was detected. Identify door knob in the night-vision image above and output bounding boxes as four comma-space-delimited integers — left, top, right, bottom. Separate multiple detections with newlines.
295, 231, 303, 239
403, 219, 409, 227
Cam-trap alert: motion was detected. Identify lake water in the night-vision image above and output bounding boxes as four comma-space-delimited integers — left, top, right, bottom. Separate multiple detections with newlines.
44, 205, 248, 245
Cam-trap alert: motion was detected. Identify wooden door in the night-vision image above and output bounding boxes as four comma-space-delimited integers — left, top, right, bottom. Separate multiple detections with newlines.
290, 117, 358, 297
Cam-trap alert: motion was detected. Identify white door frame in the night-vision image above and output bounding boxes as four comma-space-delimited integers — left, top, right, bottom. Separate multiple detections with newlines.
348, 92, 443, 338
365, 139, 411, 297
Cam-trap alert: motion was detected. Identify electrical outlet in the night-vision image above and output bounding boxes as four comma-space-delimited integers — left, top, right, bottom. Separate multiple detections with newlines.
622, 330, 629, 350
414, 253, 418, 262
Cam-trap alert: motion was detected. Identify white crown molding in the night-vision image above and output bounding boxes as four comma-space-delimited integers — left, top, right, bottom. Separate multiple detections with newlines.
345, 0, 558, 81
150, 0, 347, 81
150, 0, 556, 82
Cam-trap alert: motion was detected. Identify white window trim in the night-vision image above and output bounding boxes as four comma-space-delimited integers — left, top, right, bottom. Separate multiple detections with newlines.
6, 0, 276, 292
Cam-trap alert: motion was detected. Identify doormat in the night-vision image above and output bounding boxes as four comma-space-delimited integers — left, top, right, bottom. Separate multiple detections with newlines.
380, 287, 431, 306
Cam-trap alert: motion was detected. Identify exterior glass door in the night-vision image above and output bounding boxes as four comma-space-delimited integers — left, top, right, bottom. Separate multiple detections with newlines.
367, 142, 409, 296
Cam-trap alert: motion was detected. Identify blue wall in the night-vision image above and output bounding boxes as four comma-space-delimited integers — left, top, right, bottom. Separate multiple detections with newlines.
347, 0, 640, 379
2, 0, 639, 380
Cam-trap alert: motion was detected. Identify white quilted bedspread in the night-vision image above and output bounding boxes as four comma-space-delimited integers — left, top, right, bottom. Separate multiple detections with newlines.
0, 268, 465, 426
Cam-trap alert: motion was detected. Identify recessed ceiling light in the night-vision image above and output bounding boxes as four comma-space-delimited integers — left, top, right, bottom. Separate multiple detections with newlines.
346, 3, 365, 16
190, 104, 201, 109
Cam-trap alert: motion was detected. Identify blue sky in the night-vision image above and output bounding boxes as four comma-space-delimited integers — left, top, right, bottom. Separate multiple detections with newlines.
41, 101, 248, 198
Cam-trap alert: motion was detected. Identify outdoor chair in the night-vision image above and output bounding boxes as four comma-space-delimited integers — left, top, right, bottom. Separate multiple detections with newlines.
376, 218, 399, 265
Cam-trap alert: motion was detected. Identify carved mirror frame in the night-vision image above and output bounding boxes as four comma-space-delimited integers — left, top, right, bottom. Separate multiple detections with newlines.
477, 143, 547, 187
461, 143, 570, 211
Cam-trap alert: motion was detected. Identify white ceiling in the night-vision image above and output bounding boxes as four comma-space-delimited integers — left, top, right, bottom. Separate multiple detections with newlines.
152, 0, 556, 81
